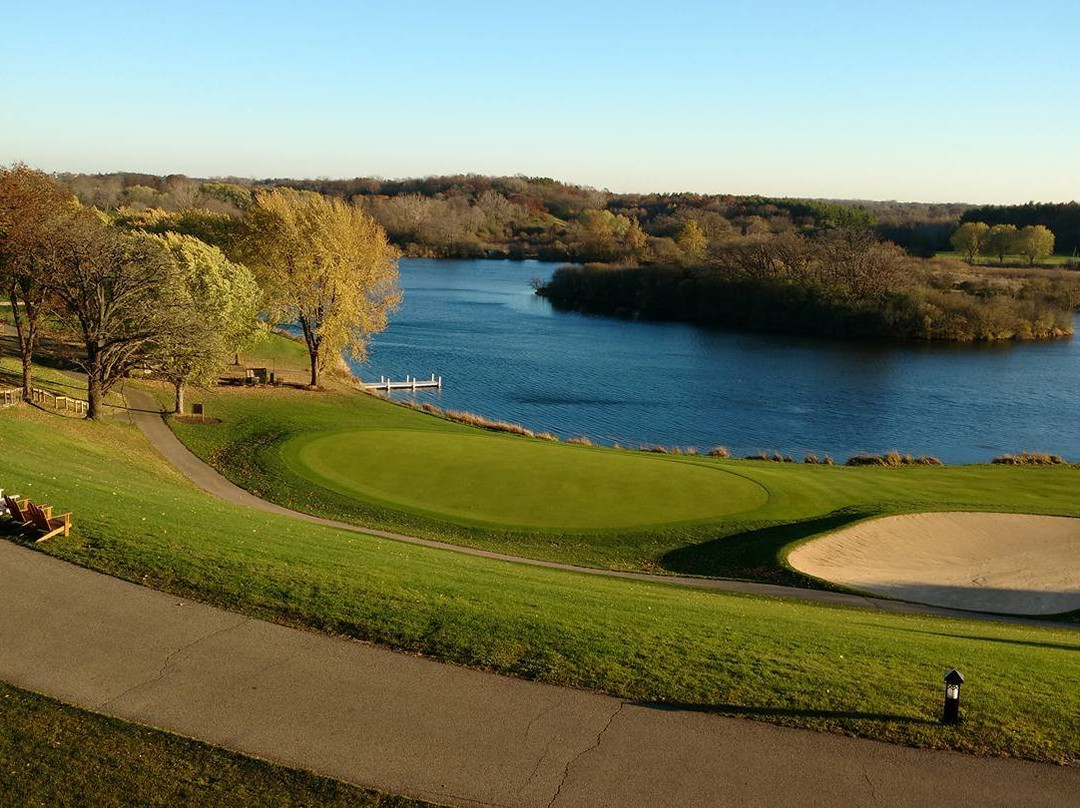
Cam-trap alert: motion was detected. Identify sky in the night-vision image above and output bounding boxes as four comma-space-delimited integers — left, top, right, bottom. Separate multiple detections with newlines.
2, 0, 1078, 203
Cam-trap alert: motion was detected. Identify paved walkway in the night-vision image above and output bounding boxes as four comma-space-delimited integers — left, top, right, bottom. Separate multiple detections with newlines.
122, 389, 1059, 626
2, 540, 1077, 807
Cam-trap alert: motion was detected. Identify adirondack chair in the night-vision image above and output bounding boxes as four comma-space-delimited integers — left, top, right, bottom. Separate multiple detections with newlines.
26, 501, 71, 542
3, 493, 30, 526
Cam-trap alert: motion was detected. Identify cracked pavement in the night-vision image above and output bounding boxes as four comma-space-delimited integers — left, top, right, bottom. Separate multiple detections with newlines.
2, 540, 1077, 806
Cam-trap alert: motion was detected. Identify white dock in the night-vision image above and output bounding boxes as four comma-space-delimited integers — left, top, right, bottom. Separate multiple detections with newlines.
363, 373, 442, 392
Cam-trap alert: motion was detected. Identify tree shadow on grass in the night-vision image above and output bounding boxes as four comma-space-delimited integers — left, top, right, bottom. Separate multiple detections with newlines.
637, 700, 937, 725
660, 509, 877, 584
0, 334, 86, 393
864, 625, 1080, 651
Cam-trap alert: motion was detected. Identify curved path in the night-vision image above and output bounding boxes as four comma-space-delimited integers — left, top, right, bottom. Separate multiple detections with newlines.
125, 389, 1065, 626
3, 534, 1079, 807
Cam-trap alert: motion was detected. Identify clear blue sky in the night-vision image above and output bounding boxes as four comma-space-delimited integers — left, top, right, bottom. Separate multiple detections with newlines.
2, 1, 1078, 202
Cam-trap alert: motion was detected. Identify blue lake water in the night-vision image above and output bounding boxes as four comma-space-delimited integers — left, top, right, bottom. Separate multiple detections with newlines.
350, 258, 1080, 463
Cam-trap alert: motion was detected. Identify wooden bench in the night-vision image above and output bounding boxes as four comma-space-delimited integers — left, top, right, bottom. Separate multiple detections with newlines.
26, 501, 71, 542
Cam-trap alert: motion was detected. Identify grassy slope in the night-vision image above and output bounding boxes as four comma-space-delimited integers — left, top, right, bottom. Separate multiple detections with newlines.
161, 354, 1080, 580
235, 328, 311, 369
0, 348, 127, 410
0, 681, 430, 807
1, 403, 1078, 763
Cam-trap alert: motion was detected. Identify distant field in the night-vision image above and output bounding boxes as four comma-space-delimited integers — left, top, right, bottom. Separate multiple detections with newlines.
934, 250, 1077, 267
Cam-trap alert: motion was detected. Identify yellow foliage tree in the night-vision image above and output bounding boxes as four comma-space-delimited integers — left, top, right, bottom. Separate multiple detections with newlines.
1016, 224, 1055, 266
241, 189, 400, 387
677, 219, 708, 261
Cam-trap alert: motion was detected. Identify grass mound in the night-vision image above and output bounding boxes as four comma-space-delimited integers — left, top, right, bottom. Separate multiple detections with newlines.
283, 428, 767, 529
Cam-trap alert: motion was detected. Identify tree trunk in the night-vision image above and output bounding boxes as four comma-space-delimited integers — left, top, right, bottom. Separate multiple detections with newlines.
87, 375, 103, 420
299, 315, 321, 388
9, 292, 34, 397
86, 344, 103, 420
174, 380, 185, 415
20, 350, 33, 399
308, 347, 320, 388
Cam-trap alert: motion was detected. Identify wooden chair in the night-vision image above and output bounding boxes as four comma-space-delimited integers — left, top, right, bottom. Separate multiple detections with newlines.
26, 501, 71, 542
3, 493, 30, 526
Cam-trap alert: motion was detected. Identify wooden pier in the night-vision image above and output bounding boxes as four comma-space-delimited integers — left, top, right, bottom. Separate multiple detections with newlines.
363, 374, 442, 392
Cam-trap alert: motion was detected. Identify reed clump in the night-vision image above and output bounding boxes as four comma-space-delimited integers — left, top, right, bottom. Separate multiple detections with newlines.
745, 451, 794, 463
707, 446, 731, 458
846, 451, 944, 467
403, 400, 561, 441
567, 436, 593, 446
992, 451, 1067, 466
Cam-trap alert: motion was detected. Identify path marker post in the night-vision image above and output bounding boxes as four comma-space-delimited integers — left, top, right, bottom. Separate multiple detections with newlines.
943, 669, 964, 724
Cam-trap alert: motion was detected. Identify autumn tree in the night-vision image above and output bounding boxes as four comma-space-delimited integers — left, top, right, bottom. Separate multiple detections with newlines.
678, 220, 708, 262
985, 224, 1019, 264
624, 218, 648, 258
950, 221, 990, 264
152, 233, 262, 413
0, 165, 73, 396
240, 189, 400, 387
49, 210, 186, 418
815, 228, 905, 302
1015, 224, 1055, 266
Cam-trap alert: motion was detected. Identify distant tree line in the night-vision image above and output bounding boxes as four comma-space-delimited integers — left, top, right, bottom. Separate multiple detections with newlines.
54, 172, 1080, 262
56, 171, 992, 263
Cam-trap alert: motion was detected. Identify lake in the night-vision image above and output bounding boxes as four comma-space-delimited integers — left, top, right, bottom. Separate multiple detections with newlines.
351, 258, 1080, 464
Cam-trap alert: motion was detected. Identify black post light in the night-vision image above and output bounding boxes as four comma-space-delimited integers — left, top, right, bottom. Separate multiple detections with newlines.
943, 669, 964, 724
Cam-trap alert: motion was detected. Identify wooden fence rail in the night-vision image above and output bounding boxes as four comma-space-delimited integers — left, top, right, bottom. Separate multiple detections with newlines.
0, 388, 23, 408
28, 387, 89, 416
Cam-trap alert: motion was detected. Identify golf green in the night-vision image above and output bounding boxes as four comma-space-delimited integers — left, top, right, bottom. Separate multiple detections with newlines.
282, 429, 769, 529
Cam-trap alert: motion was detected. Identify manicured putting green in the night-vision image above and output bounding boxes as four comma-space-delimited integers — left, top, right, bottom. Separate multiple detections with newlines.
283, 429, 768, 529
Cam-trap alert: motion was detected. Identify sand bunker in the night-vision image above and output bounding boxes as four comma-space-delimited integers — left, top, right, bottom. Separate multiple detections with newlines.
787, 512, 1080, 615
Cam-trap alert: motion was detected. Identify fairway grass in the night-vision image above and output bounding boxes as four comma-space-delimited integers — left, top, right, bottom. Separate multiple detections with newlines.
0, 681, 429, 806
284, 428, 767, 529
157, 340, 1080, 583
1, 403, 1079, 763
